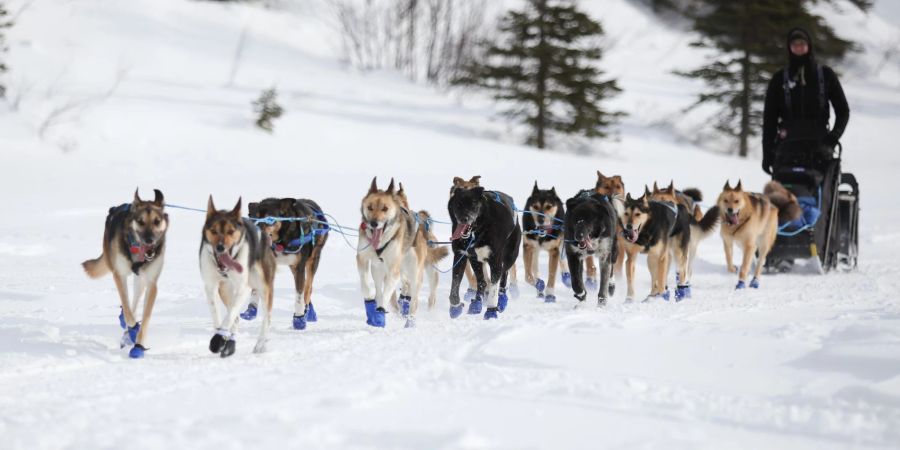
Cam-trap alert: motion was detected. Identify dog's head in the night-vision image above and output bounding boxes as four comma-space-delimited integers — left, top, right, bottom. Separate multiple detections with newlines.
450, 175, 481, 197
204, 196, 244, 255
622, 189, 652, 243
717, 180, 747, 226
130, 188, 168, 245
526, 181, 561, 230
361, 177, 403, 247
595, 171, 625, 197
650, 181, 678, 204
448, 186, 485, 240
248, 198, 296, 244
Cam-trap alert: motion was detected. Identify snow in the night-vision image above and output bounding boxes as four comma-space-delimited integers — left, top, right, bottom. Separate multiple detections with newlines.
1, 0, 900, 448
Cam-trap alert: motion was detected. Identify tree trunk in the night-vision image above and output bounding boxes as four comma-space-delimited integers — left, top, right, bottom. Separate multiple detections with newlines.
739, 49, 750, 158
535, 0, 548, 149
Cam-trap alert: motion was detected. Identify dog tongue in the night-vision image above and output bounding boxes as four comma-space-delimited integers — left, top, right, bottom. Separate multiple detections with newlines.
580, 239, 594, 250
369, 228, 384, 248
217, 253, 244, 274
451, 223, 470, 241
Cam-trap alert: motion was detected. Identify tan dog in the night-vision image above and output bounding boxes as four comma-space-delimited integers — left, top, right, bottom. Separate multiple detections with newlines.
82, 189, 168, 358
620, 187, 685, 301
358, 177, 448, 328
717, 180, 779, 289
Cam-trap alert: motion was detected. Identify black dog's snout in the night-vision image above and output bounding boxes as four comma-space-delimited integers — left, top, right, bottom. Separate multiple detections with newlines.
726, 208, 734, 214
369, 220, 378, 229
215, 244, 225, 253
624, 223, 633, 231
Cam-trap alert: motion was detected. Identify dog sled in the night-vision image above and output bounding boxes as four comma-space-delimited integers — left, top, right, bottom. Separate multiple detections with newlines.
766, 140, 859, 274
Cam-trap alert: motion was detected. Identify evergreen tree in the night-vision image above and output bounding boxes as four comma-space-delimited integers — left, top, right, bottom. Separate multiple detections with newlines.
455, 0, 621, 149
677, 0, 862, 157
0, 2, 11, 99
252, 88, 283, 133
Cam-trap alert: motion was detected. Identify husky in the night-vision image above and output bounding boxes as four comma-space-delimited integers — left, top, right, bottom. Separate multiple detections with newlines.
447, 186, 521, 319
563, 190, 618, 306
650, 182, 720, 300
716, 181, 779, 289
247, 197, 329, 330
200, 197, 276, 357
82, 189, 168, 359
591, 171, 627, 282
357, 178, 448, 328
522, 182, 569, 302
620, 187, 690, 302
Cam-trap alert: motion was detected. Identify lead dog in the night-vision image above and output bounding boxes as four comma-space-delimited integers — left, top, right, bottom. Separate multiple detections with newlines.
448, 186, 521, 319
200, 197, 276, 357
82, 189, 168, 359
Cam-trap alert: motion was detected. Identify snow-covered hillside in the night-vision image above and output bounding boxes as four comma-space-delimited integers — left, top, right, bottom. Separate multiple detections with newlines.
1, 0, 899, 448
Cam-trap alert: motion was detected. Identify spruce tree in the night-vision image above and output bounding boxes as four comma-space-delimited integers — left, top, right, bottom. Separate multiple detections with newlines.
252, 88, 283, 133
678, 0, 860, 157
0, 2, 11, 99
455, 0, 621, 150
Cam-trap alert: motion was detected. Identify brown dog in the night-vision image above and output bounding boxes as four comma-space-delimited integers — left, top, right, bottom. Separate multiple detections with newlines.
717, 180, 779, 289
763, 180, 803, 224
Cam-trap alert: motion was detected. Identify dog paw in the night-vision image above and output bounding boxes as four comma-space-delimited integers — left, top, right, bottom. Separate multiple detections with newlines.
735, 280, 747, 290
749, 277, 760, 289
561, 272, 572, 288
404, 317, 416, 329
240, 304, 257, 321
585, 278, 598, 291
209, 334, 227, 353
253, 340, 267, 354
128, 344, 146, 359
467, 298, 483, 315
597, 297, 607, 307
220, 339, 236, 358
463, 288, 477, 302
398, 295, 411, 317
449, 303, 464, 319
483, 308, 499, 320
369, 307, 386, 328
544, 294, 557, 303
305, 303, 318, 322
574, 291, 587, 301
292, 314, 307, 330
727, 265, 738, 274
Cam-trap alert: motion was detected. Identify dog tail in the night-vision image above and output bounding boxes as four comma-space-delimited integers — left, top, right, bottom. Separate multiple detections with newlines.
417, 210, 450, 263
82, 254, 110, 279
692, 205, 720, 238
764, 181, 802, 223
692, 204, 703, 222
682, 188, 703, 203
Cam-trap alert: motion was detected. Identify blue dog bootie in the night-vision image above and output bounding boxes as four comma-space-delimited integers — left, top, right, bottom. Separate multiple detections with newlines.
535, 278, 546, 295
661, 289, 671, 301
561, 272, 572, 288
128, 344, 146, 359
364, 299, 377, 325
467, 293, 483, 315
463, 288, 477, 302
305, 303, 318, 322
483, 307, 499, 320
293, 314, 307, 330
586, 278, 598, 291
544, 294, 557, 303
449, 303, 464, 319
497, 289, 509, 312
398, 295, 411, 317
371, 307, 386, 328
749, 278, 760, 289
240, 303, 258, 321
120, 323, 141, 348
404, 317, 416, 329
118, 307, 126, 329
675, 285, 692, 302
735, 280, 747, 290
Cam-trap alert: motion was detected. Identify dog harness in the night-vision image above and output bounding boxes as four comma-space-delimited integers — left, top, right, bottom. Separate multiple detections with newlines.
272, 211, 330, 254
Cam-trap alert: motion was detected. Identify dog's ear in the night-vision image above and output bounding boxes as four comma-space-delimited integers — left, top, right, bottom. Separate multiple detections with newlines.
644, 185, 651, 197
735, 180, 743, 192
231, 197, 242, 218
652, 181, 659, 194
279, 198, 295, 211
532, 181, 539, 195
724, 180, 732, 191
397, 182, 405, 196
248, 202, 260, 217
153, 189, 164, 207
369, 177, 379, 194
667, 181, 674, 193
133, 188, 142, 206
386, 178, 395, 194
596, 170, 605, 181
550, 186, 557, 196
626, 192, 633, 202
207, 195, 216, 220
452, 176, 464, 187
469, 175, 481, 185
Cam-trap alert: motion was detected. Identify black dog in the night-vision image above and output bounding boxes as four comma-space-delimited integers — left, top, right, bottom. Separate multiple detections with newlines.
448, 187, 521, 320
248, 198, 329, 330
621, 189, 691, 301
522, 182, 569, 301
564, 191, 618, 306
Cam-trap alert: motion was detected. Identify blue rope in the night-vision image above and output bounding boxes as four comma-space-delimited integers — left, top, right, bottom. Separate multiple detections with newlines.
431, 234, 476, 274
166, 203, 209, 213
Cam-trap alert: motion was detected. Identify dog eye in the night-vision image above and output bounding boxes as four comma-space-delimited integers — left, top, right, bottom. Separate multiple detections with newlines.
153, 219, 161, 226
367, 205, 373, 211
381, 206, 388, 212
228, 230, 235, 236
137, 219, 145, 226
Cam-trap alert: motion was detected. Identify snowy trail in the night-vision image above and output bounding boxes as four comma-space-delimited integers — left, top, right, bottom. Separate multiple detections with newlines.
2, 0, 900, 448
